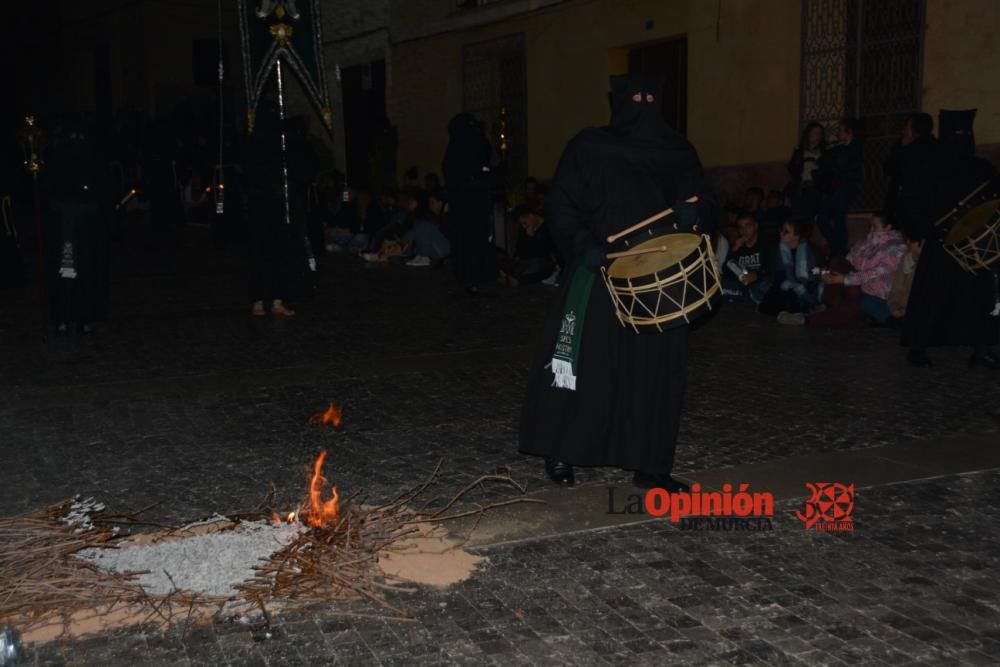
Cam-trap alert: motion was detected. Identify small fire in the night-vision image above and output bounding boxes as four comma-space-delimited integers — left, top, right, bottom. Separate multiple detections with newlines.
305, 450, 339, 528
308, 402, 342, 429
271, 511, 298, 525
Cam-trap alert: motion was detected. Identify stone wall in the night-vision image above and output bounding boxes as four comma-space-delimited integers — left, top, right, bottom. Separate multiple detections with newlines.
390, 0, 802, 183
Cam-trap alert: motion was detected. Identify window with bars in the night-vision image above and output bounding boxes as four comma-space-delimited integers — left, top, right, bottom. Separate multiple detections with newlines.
800, 0, 925, 210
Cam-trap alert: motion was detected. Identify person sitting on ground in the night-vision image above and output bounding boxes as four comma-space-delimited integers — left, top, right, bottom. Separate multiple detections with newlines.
328, 187, 383, 251
501, 205, 559, 285
721, 214, 773, 304
405, 189, 452, 267
759, 217, 822, 322
809, 212, 905, 327
887, 224, 923, 322
362, 190, 417, 263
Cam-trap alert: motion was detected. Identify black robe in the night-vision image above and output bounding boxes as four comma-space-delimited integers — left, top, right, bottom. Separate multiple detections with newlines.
244, 107, 313, 304
900, 142, 999, 350
43, 133, 112, 325
519, 73, 716, 475
442, 113, 496, 287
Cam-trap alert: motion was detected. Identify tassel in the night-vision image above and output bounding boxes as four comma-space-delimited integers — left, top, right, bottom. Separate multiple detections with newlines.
549, 359, 577, 391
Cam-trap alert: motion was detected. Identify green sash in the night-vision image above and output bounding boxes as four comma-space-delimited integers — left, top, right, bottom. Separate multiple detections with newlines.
550, 267, 595, 390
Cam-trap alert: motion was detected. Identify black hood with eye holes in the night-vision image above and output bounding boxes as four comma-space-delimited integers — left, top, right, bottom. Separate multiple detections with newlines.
608, 72, 686, 148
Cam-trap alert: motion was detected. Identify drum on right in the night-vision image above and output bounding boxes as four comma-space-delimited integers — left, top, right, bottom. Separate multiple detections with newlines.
940, 181, 1000, 273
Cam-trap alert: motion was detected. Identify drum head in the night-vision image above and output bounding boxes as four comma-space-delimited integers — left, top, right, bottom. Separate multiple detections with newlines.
945, 199, 1000, 245
606, 233, 701, 279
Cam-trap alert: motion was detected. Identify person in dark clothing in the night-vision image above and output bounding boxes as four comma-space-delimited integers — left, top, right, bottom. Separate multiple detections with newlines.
245, 105, 311, 317
506, 205, 558, 285
788, 122, 825, 217
43, 122, 112, 334
442, 113, 497, 293
897, 111, 999, 368
884, 113, 940, 230
519, 72, 716, 492
758, 189, 791, 249
816, 117, 862, 257
759, 217, 822, 321
722, 214, 773, 304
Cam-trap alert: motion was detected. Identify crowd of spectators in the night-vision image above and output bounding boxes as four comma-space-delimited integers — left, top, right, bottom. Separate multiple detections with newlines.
716, 115, 925, 332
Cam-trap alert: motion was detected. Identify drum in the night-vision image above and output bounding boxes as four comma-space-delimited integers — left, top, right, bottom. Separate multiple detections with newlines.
943, 198, 1000, 273
601, 232, 721, 333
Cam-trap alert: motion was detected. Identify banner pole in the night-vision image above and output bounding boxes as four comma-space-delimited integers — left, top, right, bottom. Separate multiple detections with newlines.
276, 58, 292, 225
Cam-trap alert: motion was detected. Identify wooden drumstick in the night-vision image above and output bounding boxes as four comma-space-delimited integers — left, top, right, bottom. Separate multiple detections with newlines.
606, 244, 671, 260
933, 179, 993, 228
606, 196, 699, 243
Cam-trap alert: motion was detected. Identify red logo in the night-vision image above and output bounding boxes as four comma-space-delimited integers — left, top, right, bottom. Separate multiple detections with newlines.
796, 483, 855, 531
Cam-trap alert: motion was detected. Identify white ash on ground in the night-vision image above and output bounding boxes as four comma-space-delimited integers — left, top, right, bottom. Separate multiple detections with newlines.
59, 496, 107, 534
78, 518, 303, 597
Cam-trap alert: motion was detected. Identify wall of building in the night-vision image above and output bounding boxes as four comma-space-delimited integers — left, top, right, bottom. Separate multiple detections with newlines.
57, 0, 243, 120
923, 0, 1000, 146
390, 0, 802, 182
313, 0, 392, 175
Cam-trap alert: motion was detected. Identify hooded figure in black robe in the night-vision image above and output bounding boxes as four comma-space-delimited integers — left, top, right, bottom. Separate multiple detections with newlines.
895, 111, 999, 367
442, 113, 496, 292
518, 72, 716, 489
244, 103, 313, 314
43, 121, 112, 332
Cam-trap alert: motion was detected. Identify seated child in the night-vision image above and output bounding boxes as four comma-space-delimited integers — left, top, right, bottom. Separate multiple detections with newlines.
810, 212, 905, 327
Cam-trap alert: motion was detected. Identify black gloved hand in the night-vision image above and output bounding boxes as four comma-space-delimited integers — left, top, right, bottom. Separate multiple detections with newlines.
581, 244, 607, 273
675, 201, 700, 230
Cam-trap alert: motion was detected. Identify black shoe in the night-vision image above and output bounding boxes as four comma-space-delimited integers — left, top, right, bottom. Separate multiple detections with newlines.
907, 349, 932, 368
544, 458, 574, 486
632, 472, 690, 493
969, 352, 999, 370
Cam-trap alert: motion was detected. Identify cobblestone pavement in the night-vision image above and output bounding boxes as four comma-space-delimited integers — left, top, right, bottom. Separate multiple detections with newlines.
2, 226, 999, 664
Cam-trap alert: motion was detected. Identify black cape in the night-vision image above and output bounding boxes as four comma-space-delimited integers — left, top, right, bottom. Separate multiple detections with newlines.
899, 138, 999, 350
518, 73, 716, 475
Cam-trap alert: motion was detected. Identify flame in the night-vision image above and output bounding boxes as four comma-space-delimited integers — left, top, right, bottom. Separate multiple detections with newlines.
271, 510, 299, 525
305, 450, 339, 528
308, 402, 342, 429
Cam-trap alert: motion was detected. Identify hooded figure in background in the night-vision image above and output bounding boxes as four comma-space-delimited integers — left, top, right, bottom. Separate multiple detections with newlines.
898, 110, 999, 368
442, 113, 496, 293
519, 72, 717, 490
44, 119, 112, 333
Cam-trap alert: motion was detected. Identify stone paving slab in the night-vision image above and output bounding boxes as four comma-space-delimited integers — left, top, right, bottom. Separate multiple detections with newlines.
3, 229, 1000, 664
18, 469, 1000, 666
